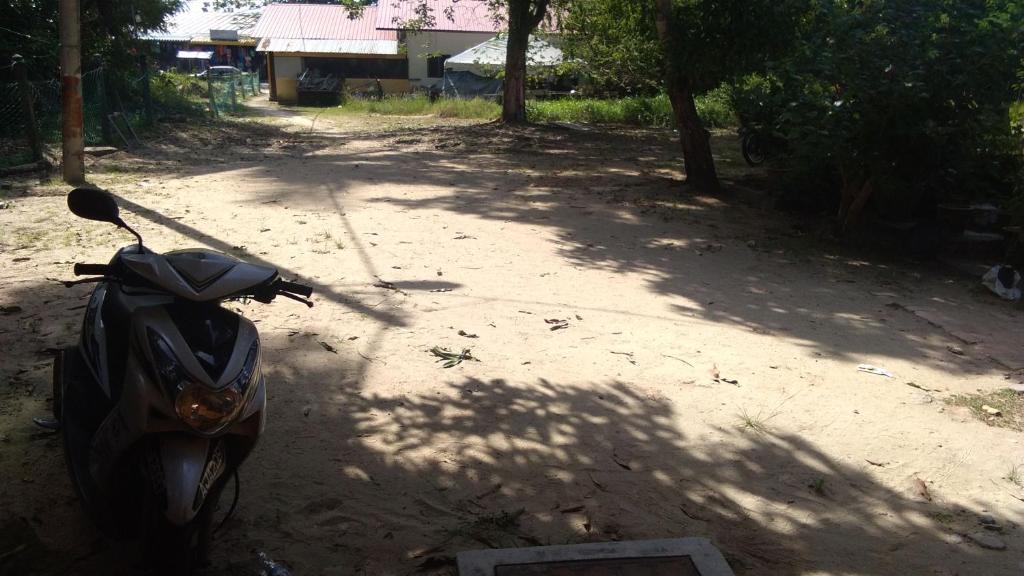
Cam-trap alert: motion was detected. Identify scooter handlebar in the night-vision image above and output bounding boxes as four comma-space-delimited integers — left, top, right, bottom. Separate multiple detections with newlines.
276, 279, 313, 298
74, 263, 110, 276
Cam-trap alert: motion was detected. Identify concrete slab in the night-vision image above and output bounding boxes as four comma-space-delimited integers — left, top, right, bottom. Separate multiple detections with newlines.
457, 538, 735, 576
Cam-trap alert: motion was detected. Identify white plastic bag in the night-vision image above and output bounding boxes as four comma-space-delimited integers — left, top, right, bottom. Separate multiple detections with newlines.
982, 265, 1021, 301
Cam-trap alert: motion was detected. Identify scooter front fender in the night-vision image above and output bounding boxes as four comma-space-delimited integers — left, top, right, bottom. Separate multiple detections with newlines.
158, 434, 222, 526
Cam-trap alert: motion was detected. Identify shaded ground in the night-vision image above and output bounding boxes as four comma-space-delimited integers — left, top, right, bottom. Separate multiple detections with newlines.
1, 97, 1023, 575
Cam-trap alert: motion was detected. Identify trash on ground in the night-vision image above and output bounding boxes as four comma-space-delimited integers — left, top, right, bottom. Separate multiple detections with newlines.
318, 341, 337, 354
981, 265, 1021, 301
430, 346, 478, 368
373, 276, 409, 295
981, 404, 1002, 416
858, 364, 894, 378
257, 551, 293, 575
709, 363, 738, 385
430, 288, 452, 293
947, 345, 965, 356
457, 330, 478, 338
545, 318, 569, 331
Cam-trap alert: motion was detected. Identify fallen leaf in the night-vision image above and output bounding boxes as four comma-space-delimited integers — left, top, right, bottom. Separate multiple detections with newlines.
612, 451, 633, 471
914, 477, 932, 501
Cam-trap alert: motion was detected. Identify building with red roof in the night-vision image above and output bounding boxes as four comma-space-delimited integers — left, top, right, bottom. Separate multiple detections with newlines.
251, 1, 504, 103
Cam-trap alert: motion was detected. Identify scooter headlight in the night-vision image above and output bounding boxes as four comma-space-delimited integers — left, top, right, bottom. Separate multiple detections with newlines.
148, 331, 260, 434
175, 382, 242, 434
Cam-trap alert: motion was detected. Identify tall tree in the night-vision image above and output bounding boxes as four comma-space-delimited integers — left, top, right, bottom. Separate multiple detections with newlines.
564, 0, 810, 191
501, 0, 549, 122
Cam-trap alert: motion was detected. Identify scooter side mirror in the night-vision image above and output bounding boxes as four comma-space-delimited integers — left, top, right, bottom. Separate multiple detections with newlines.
68, 187, 121, 225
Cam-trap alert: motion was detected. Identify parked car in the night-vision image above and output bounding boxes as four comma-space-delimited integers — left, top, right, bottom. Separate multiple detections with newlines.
196, 66, 241, 79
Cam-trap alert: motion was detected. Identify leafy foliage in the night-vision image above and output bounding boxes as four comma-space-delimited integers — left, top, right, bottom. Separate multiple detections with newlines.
562, 0, 809, 97
731, 0, 1024, 225
0, 0, 182, 81
560, 1, 661, 96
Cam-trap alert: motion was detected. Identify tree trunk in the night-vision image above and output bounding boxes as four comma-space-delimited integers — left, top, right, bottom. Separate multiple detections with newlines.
653, 0, 720, 192
502, 0, 549, 124
502, 18, 529, 123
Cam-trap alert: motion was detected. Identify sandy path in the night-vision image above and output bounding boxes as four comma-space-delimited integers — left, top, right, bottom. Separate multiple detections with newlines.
1, 100, 1022, 575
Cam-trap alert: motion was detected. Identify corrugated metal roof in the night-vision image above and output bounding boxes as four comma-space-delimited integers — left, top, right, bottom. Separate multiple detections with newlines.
142, 0, 261, 42
256, 38, 399, 55
375, 0, 500, 33
251, 4, 395, 41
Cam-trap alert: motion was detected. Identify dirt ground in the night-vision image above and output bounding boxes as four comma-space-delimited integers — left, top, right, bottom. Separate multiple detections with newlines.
2, 95, 1023, 576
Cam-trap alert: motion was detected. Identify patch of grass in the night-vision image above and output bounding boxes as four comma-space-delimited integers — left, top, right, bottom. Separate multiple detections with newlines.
737, 406, 777, 434
928, 510, 955, 524
527, 87, 736, 129
3, 227, 47, 249
309, 95, 500, 120
946, 389, 1024, 431
808, 477, 827, 496
298, 89, 736, 127
311, 230, 343, 254
1005, 463, 1023, 487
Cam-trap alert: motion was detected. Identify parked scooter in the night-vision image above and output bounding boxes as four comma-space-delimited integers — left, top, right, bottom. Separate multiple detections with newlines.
50, 187, 312, 575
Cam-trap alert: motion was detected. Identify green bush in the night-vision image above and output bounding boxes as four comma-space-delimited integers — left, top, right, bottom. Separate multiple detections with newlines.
150, 71, 208, 116
731, 1, 1024, 231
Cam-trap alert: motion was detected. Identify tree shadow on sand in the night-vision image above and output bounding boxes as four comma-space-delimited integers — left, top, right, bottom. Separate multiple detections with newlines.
200, 346, 1007, 575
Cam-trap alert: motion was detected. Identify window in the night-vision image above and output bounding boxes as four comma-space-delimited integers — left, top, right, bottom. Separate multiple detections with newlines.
427, 54, 450, 78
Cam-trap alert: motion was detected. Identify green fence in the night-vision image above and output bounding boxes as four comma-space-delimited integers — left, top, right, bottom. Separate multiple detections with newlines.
208, 72, 260, 117
1, 67, 261, 169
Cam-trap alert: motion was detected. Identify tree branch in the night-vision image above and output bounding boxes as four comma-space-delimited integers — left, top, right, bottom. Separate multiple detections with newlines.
529, 0, 551, 28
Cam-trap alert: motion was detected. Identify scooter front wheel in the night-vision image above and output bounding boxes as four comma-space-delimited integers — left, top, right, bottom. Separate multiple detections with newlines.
144, 483, 219, 576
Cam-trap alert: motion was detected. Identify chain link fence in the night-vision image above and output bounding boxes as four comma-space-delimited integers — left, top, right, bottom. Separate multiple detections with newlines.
1, 66, 261, 170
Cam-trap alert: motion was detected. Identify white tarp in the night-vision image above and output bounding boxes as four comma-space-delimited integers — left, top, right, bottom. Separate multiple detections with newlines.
176, 50, 214, 59
444, 35, 563, 75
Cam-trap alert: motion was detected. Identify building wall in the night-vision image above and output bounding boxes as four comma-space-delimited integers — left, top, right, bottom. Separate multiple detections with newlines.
270, 53, 411, 103
273, 55, 303, 103
405, 31, 496, 88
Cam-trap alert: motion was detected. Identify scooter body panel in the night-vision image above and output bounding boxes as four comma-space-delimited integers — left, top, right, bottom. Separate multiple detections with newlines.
63, 269, 266, 533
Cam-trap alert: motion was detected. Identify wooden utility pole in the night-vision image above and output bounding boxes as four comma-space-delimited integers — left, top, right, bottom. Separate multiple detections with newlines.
59, 0, 85, 184
12, 55, 43, 162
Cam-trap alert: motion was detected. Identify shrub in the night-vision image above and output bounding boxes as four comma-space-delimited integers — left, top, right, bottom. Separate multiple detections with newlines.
731, 1, 1024, 233
149, 71, 208, 116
